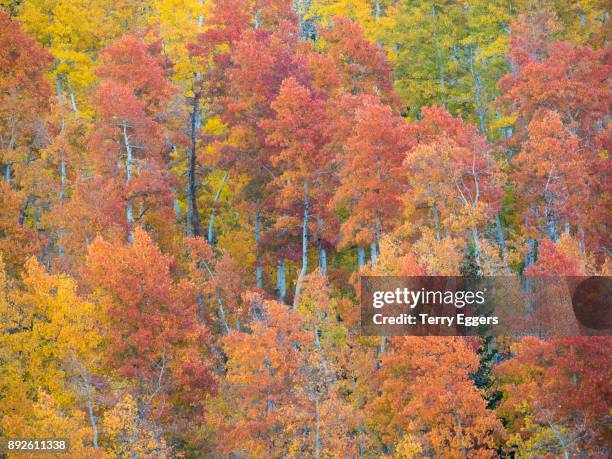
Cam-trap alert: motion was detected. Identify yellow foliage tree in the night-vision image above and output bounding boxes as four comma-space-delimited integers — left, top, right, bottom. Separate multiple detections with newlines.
0, 258, 105, 450
18, 0, 145, 113
1, 391, 106, 459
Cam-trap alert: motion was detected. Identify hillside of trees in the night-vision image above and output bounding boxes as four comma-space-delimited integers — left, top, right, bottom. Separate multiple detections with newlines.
0, 0, 610, 457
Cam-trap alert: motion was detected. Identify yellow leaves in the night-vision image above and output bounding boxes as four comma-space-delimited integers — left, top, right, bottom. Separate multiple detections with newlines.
412, 229, 464, 275
312, 0, 395, 44
203, 115, 228, 135
1, 390, 105, 459
102, 394, 172, 458
18, 0, 145, 104
0, 258, 105, 420
395, 434, 424, 458
491, 114, 517, 131
218, 225, 256, 267
20, 259, 104, 366
149, 0, 210, 87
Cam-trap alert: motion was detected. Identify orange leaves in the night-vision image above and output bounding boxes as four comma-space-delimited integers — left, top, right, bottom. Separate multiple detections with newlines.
500, 34, 611, 247
402, 106, 502, 259
319, 17, 397, 104
513, 109, 606, 242
265, 77, 328, 175
333, 96, 409, 248
369, 337, 505, 457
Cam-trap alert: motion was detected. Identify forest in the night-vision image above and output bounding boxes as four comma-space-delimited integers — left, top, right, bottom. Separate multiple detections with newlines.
0, 0, 610, 457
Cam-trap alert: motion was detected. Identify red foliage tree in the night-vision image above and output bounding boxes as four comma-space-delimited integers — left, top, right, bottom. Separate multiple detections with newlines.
86, 227, 214, 431
67, 34, 176, 251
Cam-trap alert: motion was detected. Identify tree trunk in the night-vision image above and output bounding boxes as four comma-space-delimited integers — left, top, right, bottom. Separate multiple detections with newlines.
277, 258, 286, 303
495, 213, 510, 274
358, 246, 366, 269
547, 419, 570, 459
173, 189, 180, 217
187, 94, 201, 237
315, 398, 321, 459
578, 225, 585, 256
207, 172, 228, 245
370, 241, 377, 268
317, 216, 327, 276
198, 0, 204, 27
433, 204, 442, 241
56, 74, 64, 105
293, 180, 309, 309
432, 6, 446, 107
319, 247, 327, 276
56, 74, 67, 257
122, 123, 134, 240
525, 239, 536, 267
60, 156, 66, 202
84, 377, 98, 448
217, 295, 231, 334
67, 77, 78, 114
472, 226, 482, 269
469, 46, 487, 134
547, 211, 559, 242
255, 210, 263, 289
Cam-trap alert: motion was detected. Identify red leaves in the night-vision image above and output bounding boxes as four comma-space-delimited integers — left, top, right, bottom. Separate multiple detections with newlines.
96, 34, 175, 115
0, 11, 53, 105
86, 227, 214, 412
496, 336, 612, 452
333, 95, 410, 247
84, 33, 177, 244
524, 239, 585, 276
320, 17, 397, 105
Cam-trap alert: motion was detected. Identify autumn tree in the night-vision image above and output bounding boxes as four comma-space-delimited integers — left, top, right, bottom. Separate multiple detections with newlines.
311, 0, 396, 43
213, 295, 312, 457
368, 337, 505, 457
223, 17, 303, 291
182, 0, 255, 238
85, 227, 215, 449
0, 258, 104, 450
402, 106, 502, 272
332, 95, 410, 267
18, 0, 145, 113
318, 16, 397, 105
184, 235, 249, 334
496, 336, 611, 458
500, 37, 611, 252
262, 77, 331, 306
384, 0, 512, 132
65, 34, 177, 252
215, 274, 361, 458
0, 11, 53, 274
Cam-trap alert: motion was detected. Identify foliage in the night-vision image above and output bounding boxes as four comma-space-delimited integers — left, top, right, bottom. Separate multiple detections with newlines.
0, 0, 609, 456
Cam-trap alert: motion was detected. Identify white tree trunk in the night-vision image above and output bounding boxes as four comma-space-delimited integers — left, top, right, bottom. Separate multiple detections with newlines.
255, 210, 263, 289
358, 246, 366, 269
293, 180, 309, 309
370, 241, 377, 268
122, 123, 134, 239
207, 172, 228, 245
277, 258, 286, 303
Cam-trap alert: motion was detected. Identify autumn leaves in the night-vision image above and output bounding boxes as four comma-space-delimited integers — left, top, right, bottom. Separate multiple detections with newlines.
0, 0, 610, 457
